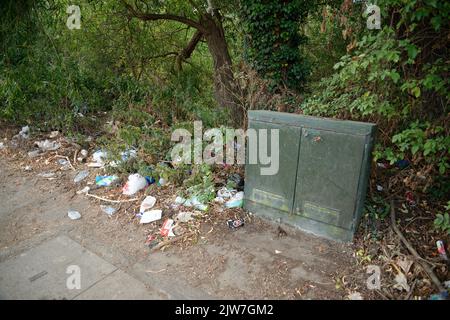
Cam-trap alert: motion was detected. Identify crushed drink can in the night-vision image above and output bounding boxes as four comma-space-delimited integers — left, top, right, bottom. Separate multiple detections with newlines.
227, 218, 245, 230
160, 218, 174, 237
437, 240, 448, 260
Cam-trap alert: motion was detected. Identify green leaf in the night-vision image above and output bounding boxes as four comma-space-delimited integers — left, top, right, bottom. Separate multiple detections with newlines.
406, 44, 419, 60
431, 16, 442, 31
439, 163, 446, 175
435, 213, 444, 226
389, 71, 400, 83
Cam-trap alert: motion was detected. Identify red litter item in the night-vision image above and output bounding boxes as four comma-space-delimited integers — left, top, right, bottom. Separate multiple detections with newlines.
437, 240, 449, 260
160, 218, 174, 237
405, 191, 416, 206
227, 218, 245, 230
145, 234, 156, 245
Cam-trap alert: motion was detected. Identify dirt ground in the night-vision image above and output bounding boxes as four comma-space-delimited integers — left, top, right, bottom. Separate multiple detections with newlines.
3, 125, 447, 300
0, 134, 369, 299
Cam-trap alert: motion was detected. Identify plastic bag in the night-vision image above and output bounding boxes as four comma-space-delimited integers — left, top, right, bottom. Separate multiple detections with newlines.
122, 173, 148, 195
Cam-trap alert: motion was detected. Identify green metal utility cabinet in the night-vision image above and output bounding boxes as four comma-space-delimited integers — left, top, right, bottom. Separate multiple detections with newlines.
244, 111, 376, 242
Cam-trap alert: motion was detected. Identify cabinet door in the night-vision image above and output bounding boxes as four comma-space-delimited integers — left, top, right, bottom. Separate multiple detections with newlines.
294, 128, 366, 230
244, 121, 301, 213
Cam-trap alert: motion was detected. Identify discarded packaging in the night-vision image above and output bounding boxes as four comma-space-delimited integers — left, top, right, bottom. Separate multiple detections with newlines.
376, 162, 389, 169
191, 197, 208, 211
146, 176, 156, 185
175, 196, 186, 205
176, 212, 194, 223
376, 185, 383, 192
217, 187, 236, 199
49, 131, 59, 138
227, 218, 245, 229
77, 149, 88, 162
122, 173, 148, 195
58, 159, 69, 166
145, 234, 159, 248
160, 218, 175, 237
28, 150, 42, 158
0, 142, 5, 150
140, 209, 162, 224
174, 196, 207, 211
158, 178, 167, 186
16, 126, 30, 139
429, 291, 449, 300
68, 210, 81, 220
35, 139, 61, 151
95, 175, 119, 187
214, 197, 225, 204
140, 196, 157, 213
87, 162, 103, 168
92, 149, 108, 165
76, 186, 90, 194
74, 170, 89, 183
436, 240, 448, 261
225, 191, 244, 208
109, 148, 138, 167
100, 205, 117, 216
38, 172, 56, 178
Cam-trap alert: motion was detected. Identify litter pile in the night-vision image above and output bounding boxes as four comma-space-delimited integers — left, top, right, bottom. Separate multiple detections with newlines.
1, 126, 249, 253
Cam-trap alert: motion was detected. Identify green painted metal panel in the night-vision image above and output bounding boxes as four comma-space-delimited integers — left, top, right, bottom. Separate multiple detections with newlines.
244, 111, 376, 242
245, 121, 301, 213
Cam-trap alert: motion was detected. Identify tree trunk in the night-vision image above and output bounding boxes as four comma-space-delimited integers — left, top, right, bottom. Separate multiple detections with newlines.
201, 14, 243, 127
122, 1, 243, 126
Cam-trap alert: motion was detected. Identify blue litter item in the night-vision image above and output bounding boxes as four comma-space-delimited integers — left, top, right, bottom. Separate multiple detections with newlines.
145, 176, 155, 185
95, 175, 119, 186
429, 291, 448, 300
395, 159, 410, 169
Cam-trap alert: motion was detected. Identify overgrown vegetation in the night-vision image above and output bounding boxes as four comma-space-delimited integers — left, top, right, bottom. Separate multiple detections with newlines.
301, 0, 449, 216
0, 1, 448, 230
240, 0, 311, 92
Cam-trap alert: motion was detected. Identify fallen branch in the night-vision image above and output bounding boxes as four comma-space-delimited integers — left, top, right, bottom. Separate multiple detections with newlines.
390, 200, 445, 292
151, 231, 196, 253
86, 192, 138, 203
73, 149, 78, 165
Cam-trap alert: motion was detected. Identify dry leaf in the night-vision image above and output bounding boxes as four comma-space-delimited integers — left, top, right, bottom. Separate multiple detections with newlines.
347, 291, 363, 300
393, 272, 410, 292
396, 256, 413, 274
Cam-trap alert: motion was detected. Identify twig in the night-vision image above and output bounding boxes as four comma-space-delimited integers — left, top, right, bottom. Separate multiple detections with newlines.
390, 200, 445, 292
374, 289, 390, 300
151, 231, 195, 252
86, 192, 138, 203
146, 269, 166, 273
73, 149, 78, 165
405, 279, 417, 300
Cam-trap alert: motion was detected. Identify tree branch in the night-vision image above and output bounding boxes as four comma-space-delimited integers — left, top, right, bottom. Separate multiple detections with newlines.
121, 0, 206, 33
176, 30, 203, 70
